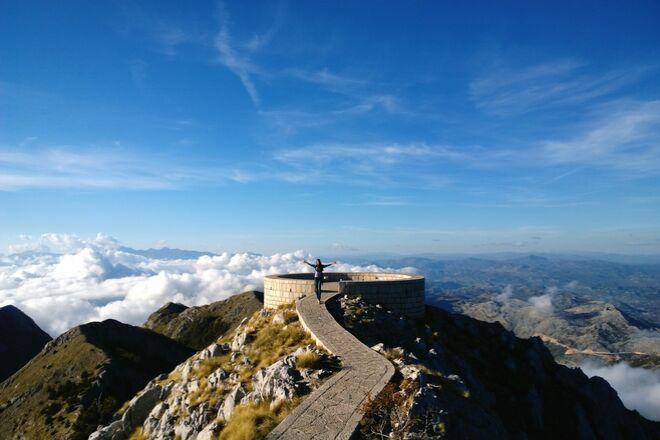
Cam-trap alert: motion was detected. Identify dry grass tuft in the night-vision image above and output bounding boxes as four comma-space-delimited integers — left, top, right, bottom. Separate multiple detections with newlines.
295, 351, 321, 370
128, 426, 148, 440
114, 399, 132, 417
219, 400, 293, 440
196, 353, 231, 378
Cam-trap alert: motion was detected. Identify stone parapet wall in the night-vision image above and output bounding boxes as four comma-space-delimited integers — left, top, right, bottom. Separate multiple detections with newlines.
264, 272, 425, 317
263, 275, 316, 308
338, 277, 425, 317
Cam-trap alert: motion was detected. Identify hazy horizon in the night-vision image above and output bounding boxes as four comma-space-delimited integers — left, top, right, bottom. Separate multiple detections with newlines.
2, 1, 660, 254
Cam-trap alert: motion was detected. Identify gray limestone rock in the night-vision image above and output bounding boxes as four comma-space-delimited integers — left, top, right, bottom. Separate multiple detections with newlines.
231, 329, 249, 352
88, 420, 123, 440
207, 368, 227, 387
248, 353, 299, 404
198, 342, 228, 360
217, 385, 246, 422
197, 422, 222, 440
121, 383, 171, 435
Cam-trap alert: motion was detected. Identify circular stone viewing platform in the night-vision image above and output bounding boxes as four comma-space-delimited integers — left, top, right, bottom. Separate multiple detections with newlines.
264, 272, 425, 317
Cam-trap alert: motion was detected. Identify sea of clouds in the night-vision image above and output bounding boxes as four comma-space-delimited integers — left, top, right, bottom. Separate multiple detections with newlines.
0, 233, 408, 338
492, 284, 660, 421
581, 361, 660, 422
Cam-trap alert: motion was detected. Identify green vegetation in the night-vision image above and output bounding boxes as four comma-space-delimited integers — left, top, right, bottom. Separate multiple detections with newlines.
0, 335, 106, 440
133, 304, 338, 439
144, 291, 264, 350
247, 307, 315, 369
195, 352, 232, 377
0, 320, 193, 440
186, 305, 316, 412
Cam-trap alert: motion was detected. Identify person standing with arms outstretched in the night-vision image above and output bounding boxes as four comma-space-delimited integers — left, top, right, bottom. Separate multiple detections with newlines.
303, 259, 336, 304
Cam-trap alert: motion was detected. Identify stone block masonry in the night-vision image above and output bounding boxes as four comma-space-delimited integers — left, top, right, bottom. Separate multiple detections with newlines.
264, 272, 425, 317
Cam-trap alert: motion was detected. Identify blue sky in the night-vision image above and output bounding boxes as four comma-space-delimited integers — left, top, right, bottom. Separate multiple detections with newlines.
1, 1, 660, 255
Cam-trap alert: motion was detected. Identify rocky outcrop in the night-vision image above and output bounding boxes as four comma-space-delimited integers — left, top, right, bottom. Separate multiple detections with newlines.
143, 291, 263, 350
0, 305, 52, 382
458, 294, 660, 367
91, 307, 339, 440
331, 296, 660, 439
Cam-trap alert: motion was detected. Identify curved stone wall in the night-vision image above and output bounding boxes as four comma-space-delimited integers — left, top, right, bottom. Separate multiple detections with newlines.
263, 274, 316, 309
264, 272, 425, 317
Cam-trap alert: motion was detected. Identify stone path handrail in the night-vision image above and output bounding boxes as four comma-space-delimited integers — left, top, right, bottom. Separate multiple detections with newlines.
266, 291, 395, 440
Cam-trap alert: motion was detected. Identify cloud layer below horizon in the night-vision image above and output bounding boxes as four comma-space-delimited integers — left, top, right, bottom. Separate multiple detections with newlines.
0, 233, 403, 337
581, 361, 660, 422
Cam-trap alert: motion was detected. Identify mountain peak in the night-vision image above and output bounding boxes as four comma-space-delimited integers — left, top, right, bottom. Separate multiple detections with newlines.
0, 318, 194, 440
0, 305, 51, 382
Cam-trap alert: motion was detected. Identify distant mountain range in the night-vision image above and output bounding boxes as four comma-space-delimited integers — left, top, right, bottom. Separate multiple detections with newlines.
455, 293, 660, 368
2, 246, 216, 262
341, 252, 660, 265
371, 255, 660, 369
117, 246, 216, 260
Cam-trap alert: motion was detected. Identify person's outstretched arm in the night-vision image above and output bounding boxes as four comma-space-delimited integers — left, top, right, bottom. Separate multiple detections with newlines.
302, 260, 315, 268
323, 261, 337, 268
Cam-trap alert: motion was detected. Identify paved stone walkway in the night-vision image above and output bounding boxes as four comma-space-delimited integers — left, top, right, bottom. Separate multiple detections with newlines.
267, 289, 395, 440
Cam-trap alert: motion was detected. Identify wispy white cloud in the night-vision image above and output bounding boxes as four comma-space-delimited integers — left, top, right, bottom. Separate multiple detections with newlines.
0, 141, 460, 191
259, 93, 406, 134
151, 21, 191, 56
213, 2, 284, 107
334, 94, 402, 115
214, 18, 261, 105
276, 142, 466, 165
117, 3, 197, 57
0, 144, 258, 191
350, 194, 414, 207
470, 58, 648, 115
285, 68, 367, 93
528, 291, 555, 314
465, 185, 597, 209
541, 100, 660, 172
495, 284, 513, 303
273, 142, 464, 187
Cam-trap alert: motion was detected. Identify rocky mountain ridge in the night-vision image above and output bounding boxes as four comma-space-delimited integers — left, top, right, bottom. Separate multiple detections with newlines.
91, 305, 340, 439
0, 304, 52, 381
456, 293, 660, 368
330, 296, 660, 439
143, 291, 263, 350
3, 289, 660, 439
0, 319, 194, 440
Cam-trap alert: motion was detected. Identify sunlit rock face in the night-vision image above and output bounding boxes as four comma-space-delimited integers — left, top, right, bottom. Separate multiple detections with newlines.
330, 296, 660, 439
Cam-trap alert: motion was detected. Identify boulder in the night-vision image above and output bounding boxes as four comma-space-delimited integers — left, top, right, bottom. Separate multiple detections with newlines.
121, 383, 171, 434
248, 353, 300, 404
